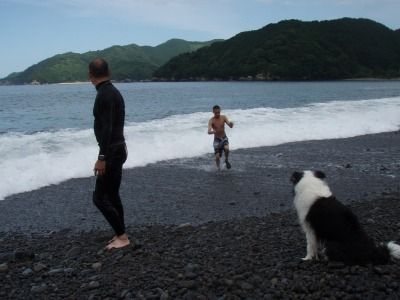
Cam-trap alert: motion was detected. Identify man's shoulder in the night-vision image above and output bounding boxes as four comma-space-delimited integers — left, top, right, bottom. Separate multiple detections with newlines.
98, 84, 123, 99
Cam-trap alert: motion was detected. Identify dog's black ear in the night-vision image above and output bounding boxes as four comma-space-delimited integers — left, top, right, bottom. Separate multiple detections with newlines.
290, 171, 303, 185
314, 170, 326, 179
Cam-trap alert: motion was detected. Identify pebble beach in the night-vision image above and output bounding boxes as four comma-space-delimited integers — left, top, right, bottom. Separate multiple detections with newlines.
1, 131, 400, 299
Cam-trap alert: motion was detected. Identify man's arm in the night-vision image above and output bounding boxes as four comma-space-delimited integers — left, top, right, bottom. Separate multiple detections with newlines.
94, 95, 114, 176
208, 118, 215, 134
224, 116, 234, 128
98, 97, 114, 158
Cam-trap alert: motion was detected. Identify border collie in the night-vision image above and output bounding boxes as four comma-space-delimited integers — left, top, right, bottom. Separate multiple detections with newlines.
290, 170, 400, 265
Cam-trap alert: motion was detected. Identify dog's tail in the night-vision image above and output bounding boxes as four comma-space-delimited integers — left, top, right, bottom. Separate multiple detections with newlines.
387, 241, 400, 259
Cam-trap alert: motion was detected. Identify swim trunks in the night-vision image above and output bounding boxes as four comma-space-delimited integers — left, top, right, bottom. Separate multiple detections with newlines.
213, 136, 229, 156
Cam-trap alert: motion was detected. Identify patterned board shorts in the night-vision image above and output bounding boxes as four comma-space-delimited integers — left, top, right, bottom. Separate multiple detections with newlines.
213, 136, 229, 156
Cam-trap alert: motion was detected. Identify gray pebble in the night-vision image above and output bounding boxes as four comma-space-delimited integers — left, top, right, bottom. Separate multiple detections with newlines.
66, 247, 81, 257
88, 281, 100, 289
22, 268, 33, 276
47, 268, 64, 275
33, 262, 47, 272
0, 263, 8, 273
31, 284, 47, 294
92, 262, 102, 270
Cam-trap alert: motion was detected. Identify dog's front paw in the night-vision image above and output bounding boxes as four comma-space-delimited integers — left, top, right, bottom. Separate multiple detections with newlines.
301, 256, 313, 261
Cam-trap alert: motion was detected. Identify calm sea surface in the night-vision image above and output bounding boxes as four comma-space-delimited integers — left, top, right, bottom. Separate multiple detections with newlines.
0, 81, 399, 199
1, 81, 400, 133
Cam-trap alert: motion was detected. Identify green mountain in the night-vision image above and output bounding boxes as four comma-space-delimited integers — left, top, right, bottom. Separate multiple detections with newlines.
154, 18, 400, 80
0, 39, 220, 84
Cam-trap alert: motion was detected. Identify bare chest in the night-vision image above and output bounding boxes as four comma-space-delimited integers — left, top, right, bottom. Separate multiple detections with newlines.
211, 118, 225, 129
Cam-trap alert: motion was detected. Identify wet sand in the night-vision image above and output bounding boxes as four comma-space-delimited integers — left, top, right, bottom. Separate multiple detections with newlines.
0, 131, 399, 233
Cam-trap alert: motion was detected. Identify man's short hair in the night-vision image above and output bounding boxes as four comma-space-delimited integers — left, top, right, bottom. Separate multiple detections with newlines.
213, 105, 220, 111
89, 58, 110, 78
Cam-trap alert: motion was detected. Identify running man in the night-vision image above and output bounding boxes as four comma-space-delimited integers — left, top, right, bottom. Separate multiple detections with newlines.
208, 105, 234, 170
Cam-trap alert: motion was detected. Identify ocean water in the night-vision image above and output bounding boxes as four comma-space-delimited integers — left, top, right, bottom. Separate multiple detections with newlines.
0, 81, 399, 200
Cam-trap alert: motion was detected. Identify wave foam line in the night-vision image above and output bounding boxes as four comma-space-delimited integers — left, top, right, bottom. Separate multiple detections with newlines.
0, 97, 399, 200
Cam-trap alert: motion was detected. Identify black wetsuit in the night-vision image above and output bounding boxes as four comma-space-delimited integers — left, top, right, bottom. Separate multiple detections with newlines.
92, 80, 127, 236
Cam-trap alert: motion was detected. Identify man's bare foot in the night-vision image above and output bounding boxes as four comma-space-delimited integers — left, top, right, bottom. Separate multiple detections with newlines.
105, 234, 130, 250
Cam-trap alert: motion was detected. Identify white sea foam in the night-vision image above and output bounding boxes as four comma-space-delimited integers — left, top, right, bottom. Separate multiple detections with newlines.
0, 97, 399, 200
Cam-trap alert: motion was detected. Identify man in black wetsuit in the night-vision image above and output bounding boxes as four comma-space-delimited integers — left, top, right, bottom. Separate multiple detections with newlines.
89, 58, 130, 250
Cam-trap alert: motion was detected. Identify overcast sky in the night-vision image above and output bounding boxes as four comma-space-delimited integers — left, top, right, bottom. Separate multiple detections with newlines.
0, 0, 399, 78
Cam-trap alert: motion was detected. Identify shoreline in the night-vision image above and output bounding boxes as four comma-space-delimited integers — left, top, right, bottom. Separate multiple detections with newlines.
2, 78, 400, 86
0, 131, 399, 234
1, 131, 400, 299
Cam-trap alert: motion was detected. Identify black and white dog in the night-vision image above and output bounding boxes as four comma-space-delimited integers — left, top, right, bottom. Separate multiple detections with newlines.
291, 170, 400, 265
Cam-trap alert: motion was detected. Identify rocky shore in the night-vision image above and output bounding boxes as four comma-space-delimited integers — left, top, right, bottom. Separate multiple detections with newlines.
1, 193, 400, 299
1, 131, 400, 299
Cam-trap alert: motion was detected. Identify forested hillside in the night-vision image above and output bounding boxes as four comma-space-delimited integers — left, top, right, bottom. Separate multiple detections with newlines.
154, 18, 400, 80
0, 39, 220, 84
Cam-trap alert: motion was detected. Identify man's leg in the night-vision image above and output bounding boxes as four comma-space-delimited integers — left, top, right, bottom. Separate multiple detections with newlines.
215, 153, 221, 170
105, 147, 129, 249
213, 138, 221, 171
108, 163, 125, 231
224, 144, 231, 169
93, 156, 129, 249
